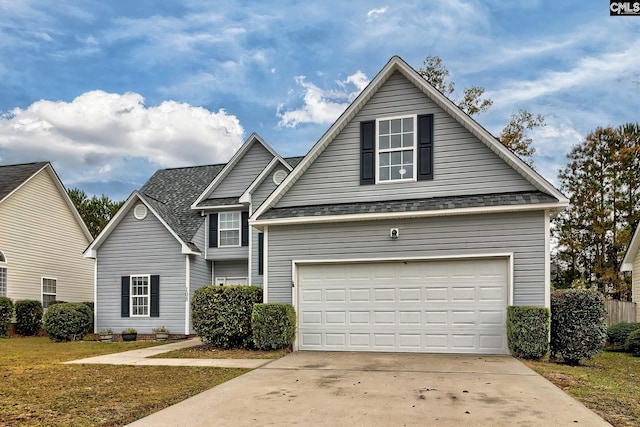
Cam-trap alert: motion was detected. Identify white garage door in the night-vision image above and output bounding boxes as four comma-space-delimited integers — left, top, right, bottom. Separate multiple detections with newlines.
297, 258, 509, 354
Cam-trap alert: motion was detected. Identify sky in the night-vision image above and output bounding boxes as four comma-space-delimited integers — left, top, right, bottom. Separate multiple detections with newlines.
0, 0, 638, 201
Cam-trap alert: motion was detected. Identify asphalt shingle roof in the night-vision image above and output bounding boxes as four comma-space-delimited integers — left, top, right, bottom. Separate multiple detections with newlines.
137, 156, 303, 251
259, 191, 559, 220
139, 164, 225, 250
0, 162, 48, 202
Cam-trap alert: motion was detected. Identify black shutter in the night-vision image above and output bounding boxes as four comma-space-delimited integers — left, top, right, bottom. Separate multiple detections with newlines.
150, 275, 160, 317
121, 276, 130, 318
417, 114, 434, 181
360, 120, 375, 185
258, 232, 264, 275
208, 213, 218, 248
241, 211, 249, 247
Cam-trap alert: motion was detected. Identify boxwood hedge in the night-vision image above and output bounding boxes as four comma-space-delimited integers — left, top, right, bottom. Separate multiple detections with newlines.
252, 303, 296, 350
506, 306, 550, 360
191, 286, 263, 349
15, 299, 43, 336
0, 297, 14, 337
42, 302, 93, 341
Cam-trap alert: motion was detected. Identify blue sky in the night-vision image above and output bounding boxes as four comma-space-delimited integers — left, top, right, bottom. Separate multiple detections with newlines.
0, 1, 638, 200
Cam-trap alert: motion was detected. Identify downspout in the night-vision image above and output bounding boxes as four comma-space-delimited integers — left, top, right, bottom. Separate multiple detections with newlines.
94, 258, 98, 333
185, 255, 191, 335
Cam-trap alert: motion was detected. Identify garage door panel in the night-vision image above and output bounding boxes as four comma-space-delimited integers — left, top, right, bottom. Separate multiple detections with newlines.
298, 258, 508, 354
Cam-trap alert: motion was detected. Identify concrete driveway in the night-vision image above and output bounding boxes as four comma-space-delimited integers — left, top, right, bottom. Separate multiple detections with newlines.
128, 352, 610, 427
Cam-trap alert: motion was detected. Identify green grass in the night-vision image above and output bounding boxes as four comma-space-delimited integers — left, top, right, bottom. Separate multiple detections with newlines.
524, 351, 640, 426
152, 344, 289, 359
0, 337, 249, 426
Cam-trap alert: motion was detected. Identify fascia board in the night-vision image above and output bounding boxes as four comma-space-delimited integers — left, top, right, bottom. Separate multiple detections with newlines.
622, 225, 640, 271
250, 201, 569, 228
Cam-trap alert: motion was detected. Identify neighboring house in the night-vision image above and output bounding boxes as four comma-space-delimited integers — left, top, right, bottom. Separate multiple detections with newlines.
621, 225, 640, 322
85, 134, 302, 335
250, 56, 569, 354
0, 162, 94, 307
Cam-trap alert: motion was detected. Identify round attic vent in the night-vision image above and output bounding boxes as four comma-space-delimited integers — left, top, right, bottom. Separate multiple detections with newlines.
133, 204, 148, 220
273, 169, 287, 185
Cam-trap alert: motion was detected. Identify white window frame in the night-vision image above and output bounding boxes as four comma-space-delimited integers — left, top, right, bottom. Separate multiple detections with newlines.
375, 114, 418, 184
41, 277, 57, 309
215, 277, 248, 286
218, 211, 241, 247
0, 251, 7, 298
130, 274, 150, 317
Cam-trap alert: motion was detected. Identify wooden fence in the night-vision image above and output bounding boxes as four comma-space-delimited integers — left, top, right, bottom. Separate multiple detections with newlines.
605, 300, 637, 326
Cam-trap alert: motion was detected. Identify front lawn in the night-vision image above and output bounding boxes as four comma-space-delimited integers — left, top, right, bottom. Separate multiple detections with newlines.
153, 344, 289, 359
0, 337, 248, 426
524, 351, 640, 426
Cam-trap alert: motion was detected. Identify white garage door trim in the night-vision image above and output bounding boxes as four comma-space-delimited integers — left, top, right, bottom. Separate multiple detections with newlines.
292, 253, 513, 354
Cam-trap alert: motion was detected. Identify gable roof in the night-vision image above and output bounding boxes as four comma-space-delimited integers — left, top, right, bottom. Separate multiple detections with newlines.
622, 224, 640, 271
0, 162, 49, 203
85, 149, 303, 257
191, 133, 287, 209
0, 161, 92, 240
252, 55, 569, 222
86, 163, 225, 257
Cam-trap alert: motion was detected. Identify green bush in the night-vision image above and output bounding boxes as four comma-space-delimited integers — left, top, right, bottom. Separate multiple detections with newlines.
506, 306, 550, 360
606, 322, 640, 349
0, 297, 14, 337
550, 289, 607, 365
15, 299, 43, 336
625, 329, 640, 356
192, 286, 263, 349
42, 303, 93, 341
252, 303, 296, 350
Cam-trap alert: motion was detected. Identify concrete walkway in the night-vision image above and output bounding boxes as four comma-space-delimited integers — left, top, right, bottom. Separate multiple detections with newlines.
64, 338, 273, 368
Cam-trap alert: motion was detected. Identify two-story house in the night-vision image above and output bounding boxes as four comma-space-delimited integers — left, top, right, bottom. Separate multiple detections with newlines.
85, 135, 302, 335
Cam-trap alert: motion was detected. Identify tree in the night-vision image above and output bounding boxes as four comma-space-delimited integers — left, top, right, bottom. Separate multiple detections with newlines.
553, 123, 640, 299
68, 188, 124, 237
417, 55, 543, 166
499, 109, 545, 167
418, 55, 492, 116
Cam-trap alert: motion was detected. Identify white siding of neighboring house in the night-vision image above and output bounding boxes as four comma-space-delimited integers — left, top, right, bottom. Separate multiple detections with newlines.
634, 250, 640, 322
210, 142, 275, 198
266, 211, 546, 306
96, 203, 186, 334
276, 72, 537, 208
0, 167, 94, 304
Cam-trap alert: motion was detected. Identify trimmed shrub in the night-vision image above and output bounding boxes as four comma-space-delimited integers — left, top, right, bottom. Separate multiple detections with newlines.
47, 300, 68, 306
606, 322, 640, 349
0, 297, 14, 337
625, 329, 640, 356
43, 303, 93, 341
550, 289, 607, 365
506, 306, 550, 360
15, 299, 43, 336
252, 303, 296, 350
192, 286, 263, 349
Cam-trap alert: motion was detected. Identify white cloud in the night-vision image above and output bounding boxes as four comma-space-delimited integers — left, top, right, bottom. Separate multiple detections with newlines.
366, 7, 387, 22
277, 71, 370, 128
0, 90, 244, 185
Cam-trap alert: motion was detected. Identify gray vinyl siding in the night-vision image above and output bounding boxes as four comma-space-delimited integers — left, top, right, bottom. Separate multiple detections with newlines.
251, 228, 263, 286
189, 223, 211, 333
214, 259, 248, 279
266, 211, 546, 306
212, 143, 274, 198
276, 72, 536, 208
96, 205, 187, 334
206, 247, 248, 260
190, 223, 211, 289
252, 172, 279, 209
